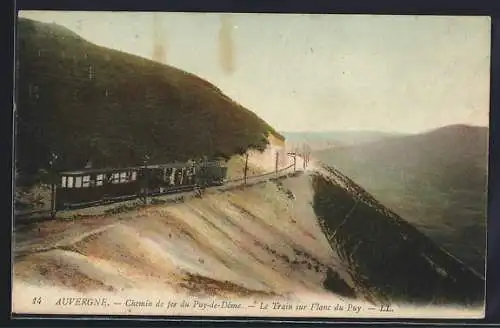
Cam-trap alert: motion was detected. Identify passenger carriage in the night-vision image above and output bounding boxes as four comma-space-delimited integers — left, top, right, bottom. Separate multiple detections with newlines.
56, 167, 142, 210
55, 160, 228, 210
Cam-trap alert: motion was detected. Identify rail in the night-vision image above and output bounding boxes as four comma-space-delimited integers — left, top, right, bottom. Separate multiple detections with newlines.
224, 163, 295, 184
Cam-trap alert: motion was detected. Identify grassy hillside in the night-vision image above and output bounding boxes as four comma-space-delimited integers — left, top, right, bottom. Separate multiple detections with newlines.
314, 124, 488, 273
16, 18, 282, 180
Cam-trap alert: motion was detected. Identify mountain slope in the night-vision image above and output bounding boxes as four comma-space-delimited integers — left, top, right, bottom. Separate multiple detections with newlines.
312, 164, 483, 305
14, 160, 484, 311
314, 124, 488, 273
14, 175, 356, 301
15, 18, 282, 178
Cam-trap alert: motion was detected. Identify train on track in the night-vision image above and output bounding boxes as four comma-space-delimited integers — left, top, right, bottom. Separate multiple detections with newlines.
55, 160, 228, 210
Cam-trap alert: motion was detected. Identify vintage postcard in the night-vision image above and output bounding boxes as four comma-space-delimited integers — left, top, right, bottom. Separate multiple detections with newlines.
12, 11, 490, 319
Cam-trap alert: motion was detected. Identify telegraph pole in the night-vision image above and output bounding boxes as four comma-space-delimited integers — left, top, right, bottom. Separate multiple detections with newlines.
142, 154, 150, 205
48, 152, 58, 218
288, 151, 297, 173
293, 152, 296, 173
244, 152, 249, 185
275, 151, 279, 178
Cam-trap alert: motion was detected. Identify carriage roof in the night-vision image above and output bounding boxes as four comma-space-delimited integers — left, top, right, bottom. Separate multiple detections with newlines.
59, 160, 224, 175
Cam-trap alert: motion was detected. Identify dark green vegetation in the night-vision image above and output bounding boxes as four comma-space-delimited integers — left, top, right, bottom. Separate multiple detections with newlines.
16, 18, 282, 184
314, 125, 488, 273
312, 167, 484, 305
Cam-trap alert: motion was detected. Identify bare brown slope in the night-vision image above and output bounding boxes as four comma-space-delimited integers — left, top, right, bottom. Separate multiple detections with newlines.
14, 175, 356, 300
14, 159, 484, 308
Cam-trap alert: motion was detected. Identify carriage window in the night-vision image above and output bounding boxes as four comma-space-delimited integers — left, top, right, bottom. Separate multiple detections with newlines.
61, 176, 67, 188
88, 64, 95, 80
67, 176, 74, 188
75, 176, 82, 188
131, 171, 137, 181
96, 174, 104, 186
82, 175, 90, 187
120, 172, 127, 182
112, 173, 120, 184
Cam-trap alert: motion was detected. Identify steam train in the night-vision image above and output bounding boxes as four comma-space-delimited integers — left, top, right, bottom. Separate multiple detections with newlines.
55, 160, 228, 210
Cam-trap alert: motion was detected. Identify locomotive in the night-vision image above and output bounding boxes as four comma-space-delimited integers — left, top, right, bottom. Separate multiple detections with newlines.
55, 160, 228, 210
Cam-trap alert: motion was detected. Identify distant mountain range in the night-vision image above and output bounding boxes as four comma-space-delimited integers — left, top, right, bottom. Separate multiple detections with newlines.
281, 130, 405, 151
314, 124, 488, 273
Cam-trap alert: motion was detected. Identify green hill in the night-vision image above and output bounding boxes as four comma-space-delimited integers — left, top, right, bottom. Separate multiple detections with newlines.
15, 18, 282, 181
314, 124, 488, 273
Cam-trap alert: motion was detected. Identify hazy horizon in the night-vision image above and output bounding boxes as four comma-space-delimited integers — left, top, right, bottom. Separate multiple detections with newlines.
18, 11, 491, 134
280, 122, 489, 135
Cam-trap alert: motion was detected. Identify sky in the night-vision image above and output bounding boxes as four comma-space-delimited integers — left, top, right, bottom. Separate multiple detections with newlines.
18, 11, 491, 133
